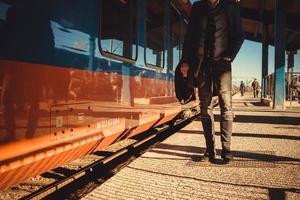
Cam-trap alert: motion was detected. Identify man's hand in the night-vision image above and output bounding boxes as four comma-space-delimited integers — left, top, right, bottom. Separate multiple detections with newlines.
180, 62, 189, 77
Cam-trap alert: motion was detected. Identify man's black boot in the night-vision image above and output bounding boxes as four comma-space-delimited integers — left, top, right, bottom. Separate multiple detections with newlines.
221, 149, 233, 164
202, 151, 216, 163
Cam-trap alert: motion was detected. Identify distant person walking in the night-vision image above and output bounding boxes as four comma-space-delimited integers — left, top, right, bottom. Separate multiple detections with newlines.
240, 81, 245, 96
251, 78, 259, 98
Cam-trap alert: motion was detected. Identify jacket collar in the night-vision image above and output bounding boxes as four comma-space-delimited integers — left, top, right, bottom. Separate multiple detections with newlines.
207, 0, 220, 8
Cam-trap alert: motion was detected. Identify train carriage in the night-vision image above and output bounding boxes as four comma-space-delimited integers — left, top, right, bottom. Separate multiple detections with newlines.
0, 0, 191, 190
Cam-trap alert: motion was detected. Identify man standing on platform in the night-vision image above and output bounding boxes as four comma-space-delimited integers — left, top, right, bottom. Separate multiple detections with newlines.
252, 78, 259, 98
180, 0, 244, 163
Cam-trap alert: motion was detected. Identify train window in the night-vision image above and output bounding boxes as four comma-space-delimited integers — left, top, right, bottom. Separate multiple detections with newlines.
0, 1, 10, 21
46, 0, 98, 69
0, 1, 57, 63
0, 1, 11, 56
169, 4, 182, 71
100, 0, 137, 61
145, 0, 166, 68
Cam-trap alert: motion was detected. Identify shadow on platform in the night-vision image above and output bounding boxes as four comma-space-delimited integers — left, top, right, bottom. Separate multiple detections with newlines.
194, 114, 300, 125
249, 101, 266, 106
147, 143, 300, 163
178, 130, 300, 141
126, 165, 298, 200
41, 167, 77, 180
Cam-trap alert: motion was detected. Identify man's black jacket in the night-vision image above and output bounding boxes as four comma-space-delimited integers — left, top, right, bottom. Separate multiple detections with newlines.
181, 0, 245, 63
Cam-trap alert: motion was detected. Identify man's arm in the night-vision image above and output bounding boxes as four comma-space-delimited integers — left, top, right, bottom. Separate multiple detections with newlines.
181, 3, 199, 63
226, 3, 245, 61
181, 3, 201, 77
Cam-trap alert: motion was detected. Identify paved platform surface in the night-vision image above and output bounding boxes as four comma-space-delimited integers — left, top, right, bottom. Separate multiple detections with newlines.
83, 93, 300, 200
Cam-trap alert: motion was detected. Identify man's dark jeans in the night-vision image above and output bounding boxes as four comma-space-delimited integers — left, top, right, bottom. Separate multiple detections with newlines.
198, 59, 233, 157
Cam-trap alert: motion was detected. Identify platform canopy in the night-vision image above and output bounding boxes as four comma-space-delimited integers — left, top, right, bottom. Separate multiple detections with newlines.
240, 0, 300, 51
183, 0, 300, 51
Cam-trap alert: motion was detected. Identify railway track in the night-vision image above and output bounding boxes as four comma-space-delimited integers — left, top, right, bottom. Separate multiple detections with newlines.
0, 107, 200, 200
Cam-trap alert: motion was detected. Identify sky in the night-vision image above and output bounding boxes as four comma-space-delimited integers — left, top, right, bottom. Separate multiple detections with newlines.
232, 41, 300, 85
189, 0, 300, 85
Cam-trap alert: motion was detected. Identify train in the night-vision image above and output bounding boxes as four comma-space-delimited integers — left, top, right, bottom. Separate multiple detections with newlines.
0, 0, 192, 190
264, 72, 300, 101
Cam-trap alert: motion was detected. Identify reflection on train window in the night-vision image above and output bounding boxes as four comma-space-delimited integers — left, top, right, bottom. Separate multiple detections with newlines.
169, 4, 182, 71
145, 0, 165, 68
50, 0, 98, 68
0, 1, 11, 56
0, 1, 10, 21
0, 1, 56, 64
100, 0, 137, 60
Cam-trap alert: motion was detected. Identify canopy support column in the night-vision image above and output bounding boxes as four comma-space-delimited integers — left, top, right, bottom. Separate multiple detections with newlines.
273, 0, 286, 110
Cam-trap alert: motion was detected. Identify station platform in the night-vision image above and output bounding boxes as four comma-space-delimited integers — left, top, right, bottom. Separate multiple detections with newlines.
83, 93, 300, 200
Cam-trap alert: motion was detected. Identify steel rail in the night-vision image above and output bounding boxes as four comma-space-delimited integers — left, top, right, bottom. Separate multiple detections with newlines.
21, 108, 200, 200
